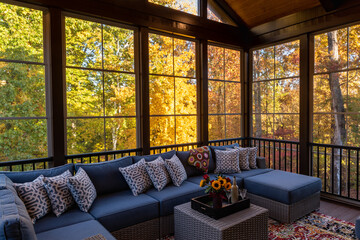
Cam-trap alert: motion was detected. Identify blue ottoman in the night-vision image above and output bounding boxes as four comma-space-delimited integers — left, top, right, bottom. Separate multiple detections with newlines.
244, 170, 321, 223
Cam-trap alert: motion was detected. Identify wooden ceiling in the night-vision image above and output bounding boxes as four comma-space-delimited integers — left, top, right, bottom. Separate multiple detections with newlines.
224, 0, 321, 28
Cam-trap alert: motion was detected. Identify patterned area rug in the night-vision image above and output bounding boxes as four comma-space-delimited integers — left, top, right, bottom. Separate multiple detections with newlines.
162, 211, 356, 240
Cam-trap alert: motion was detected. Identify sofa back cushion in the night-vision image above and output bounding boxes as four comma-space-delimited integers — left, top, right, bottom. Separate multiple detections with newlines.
176, 151, 203, 178
209, 143, 240, 173
133, 150, 176, 163
0, 164, 74, 183
74, 156, 133, 195
0, 177, 37, 240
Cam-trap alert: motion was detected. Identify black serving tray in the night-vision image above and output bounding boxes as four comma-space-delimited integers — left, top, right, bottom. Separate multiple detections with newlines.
191, 195, 250, 220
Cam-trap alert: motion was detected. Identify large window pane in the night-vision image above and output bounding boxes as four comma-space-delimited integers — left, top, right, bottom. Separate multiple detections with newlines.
0, 119, 47, 161
105, 118, 136, 150
274, 78, 299, 113
149, 33, 197, 146
348, 70, 360, 113
252, 81, 274, 114
149, 0, 198, 15
104, 73, 136, 116
149, 76, 174, 115
209, 115, 225, 140
253, 47, 274, 81
176, 116, 197, 144
149, 34, 173, 75
0, 3, 43, 62
175, 78, 196, 115
150, 116, 175, 147
174, 38, 196, 78
66, 17, 137, 153
274, 114, 299, 140
0, 63, 45, 117
226, 115, 241, 139
66, 69, 103, 117
225, 49, 241, 81
252, 114, 273, 139
208, 45, 224, 80
103, 25, 134, 72
67, 118, 104, 155
0, 2, 47, 161
275, 41, 299, 78
65, 18, 102, 68
208, 81, 224, 114
225, 82, 240, 114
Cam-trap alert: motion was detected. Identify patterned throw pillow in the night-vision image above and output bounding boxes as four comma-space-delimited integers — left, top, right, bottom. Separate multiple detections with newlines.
43, 170, 75, 217
14, 175, 51, 223
67, 168, 97, 212
248, 147, 258, 169
188, 146, 210, 173
145, 156, 171, 191
214, 148, 241, 174
119, 159, 153, 196
234, 147, 250, 170
164, 155, 187, 187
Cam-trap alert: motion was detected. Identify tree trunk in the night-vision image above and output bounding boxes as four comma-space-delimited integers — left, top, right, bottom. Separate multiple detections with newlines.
253, 51, 262, 138
327, 31, 346, 195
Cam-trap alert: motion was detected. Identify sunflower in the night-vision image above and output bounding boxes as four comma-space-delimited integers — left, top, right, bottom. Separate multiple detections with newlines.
200, 179, 206, 187
218, 178, 226, 186
212, 180, 221, 190
225, 182, 232, 190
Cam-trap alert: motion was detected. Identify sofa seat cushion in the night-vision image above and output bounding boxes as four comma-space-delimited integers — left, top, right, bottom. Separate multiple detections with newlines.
0, 164, 74, 183
0, 189, 37, 240
89, 190, 158, 232
34, 207, 94, 233
244, 170, 322, 204
74, 156, 132, 195
145, 181, 203, 216
227, 169, 274, 187
36, 220, 116, 240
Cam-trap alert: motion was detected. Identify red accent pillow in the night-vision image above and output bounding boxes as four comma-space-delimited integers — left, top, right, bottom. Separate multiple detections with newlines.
188, 146, 210, 173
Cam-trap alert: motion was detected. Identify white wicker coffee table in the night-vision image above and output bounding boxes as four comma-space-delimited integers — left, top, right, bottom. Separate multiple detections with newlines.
174, 202, 269, 240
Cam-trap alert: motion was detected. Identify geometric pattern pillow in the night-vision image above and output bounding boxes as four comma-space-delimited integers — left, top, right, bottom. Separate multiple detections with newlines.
119, 159, 153, 196
145, 156, 171, 191
214, 148, 241, 174
235, 147, 250, 170
248, 147, 258, 169
13, 175, 51, 223
164, 155, 187, 187
188, 146, 210, 173
67, 168, 97, 212
43, 170, 75, 217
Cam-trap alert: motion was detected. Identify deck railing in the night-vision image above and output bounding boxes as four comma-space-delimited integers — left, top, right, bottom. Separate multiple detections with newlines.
65, 148, 143, 164
0, 157, 53, 172
150, 143, 199, 154
249, 137, 300, 173
310, 142, 360, 202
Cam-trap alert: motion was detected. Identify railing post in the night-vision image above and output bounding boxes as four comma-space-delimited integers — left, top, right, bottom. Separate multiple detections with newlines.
299, 34, 312, 176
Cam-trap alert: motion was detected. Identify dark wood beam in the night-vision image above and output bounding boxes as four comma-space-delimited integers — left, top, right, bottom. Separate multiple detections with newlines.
213, 0, 249, 31
250, 1, 360, 47
319, 0, 342, 12
19, 0, 250, 47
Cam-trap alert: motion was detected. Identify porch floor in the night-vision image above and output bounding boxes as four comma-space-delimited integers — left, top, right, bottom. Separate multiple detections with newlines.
319, 199, 360, 223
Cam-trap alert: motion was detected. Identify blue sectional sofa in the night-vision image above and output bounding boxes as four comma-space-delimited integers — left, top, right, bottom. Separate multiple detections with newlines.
0, 143, 321, 240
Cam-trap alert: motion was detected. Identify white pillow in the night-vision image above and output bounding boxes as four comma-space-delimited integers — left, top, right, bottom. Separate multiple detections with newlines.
67, 168, 97, 212
119, 159, 153, 196
214, 148, 241, 174
234, 147, 250, 170
164, 155, 187, 187
145, 156, 171, 191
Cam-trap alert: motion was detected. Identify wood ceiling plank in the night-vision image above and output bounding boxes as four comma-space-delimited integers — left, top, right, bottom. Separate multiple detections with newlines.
225, 0, 321, 27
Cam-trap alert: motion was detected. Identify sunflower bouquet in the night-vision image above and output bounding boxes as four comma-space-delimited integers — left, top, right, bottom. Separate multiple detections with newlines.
199, 174, 232, 200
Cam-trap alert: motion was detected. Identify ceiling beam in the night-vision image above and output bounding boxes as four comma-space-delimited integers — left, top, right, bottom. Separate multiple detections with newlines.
319, 0, 342, 11
213, 0, 249, 30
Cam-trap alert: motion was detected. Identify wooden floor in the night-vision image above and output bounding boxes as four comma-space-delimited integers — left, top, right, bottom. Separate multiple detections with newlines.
319, 199, 360, 223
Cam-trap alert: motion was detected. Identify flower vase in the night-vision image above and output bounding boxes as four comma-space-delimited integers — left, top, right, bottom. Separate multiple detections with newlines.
212, 195, 223, 209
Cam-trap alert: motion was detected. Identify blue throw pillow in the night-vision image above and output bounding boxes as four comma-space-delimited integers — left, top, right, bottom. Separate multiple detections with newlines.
209, 143, 240, 173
